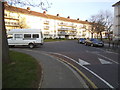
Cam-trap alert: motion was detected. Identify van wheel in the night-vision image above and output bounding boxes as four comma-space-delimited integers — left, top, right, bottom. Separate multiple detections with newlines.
29, 44, 34, 49
9, 45, 15, 48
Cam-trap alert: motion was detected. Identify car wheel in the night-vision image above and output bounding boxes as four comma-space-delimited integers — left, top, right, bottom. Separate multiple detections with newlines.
102, 44, 104, 47
29, 44, 34, 49
85, 43, 87, 46
91, 44, 94, 47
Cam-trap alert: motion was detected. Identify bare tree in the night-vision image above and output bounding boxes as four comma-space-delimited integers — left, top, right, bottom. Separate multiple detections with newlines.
104, 10, 113, 40
89, 15, 97, 38
95, 12, 107, 41
1, 0, 51, 63
89, 10, 113, 41
6, 0, 51, 11
19, 17, 30, 29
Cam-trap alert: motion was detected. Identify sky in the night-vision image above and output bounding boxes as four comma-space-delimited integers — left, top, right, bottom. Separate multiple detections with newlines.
4, 0, 119, 21
37, 0, 120, 21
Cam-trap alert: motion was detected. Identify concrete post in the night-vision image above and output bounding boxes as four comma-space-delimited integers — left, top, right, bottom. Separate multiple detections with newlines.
0, 1, 2, 89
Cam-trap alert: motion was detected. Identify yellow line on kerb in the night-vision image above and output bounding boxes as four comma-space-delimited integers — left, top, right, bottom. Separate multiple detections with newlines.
59, 58, 98, 89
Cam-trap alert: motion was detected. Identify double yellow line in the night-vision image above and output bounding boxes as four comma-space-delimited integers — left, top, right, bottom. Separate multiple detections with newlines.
59, 58, 98, 89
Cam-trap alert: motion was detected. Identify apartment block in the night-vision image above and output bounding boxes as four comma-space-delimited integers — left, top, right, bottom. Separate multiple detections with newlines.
4, 2, 93, 39
112, 1, 120, 40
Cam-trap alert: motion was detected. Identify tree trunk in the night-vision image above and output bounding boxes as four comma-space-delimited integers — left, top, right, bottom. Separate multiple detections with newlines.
97, 33, 99, 39
100, 32, 102, 41
91, 33, 93, 38
0, 1, 10, 63
107, 31, 110, 41
107, 32, 111, 47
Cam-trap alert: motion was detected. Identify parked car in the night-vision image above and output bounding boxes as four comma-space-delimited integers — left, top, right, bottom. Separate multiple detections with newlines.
84, 38, 104, 47
78, 38, 86, 44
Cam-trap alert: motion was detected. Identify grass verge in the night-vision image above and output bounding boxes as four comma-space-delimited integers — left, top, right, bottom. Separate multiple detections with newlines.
2, 50, 41, 88
44, 38, 77, 42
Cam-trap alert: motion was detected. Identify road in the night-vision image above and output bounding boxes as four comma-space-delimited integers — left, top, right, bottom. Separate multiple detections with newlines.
13, 40, 119, 88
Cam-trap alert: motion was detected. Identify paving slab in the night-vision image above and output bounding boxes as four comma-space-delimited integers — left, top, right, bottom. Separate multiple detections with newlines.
12, 49, 88, 88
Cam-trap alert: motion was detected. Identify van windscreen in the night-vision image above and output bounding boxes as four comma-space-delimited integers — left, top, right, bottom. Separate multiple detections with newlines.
41, 32, 43, 38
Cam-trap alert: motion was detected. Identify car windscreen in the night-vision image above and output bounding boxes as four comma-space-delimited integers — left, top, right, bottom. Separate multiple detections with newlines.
90, 39, 100, 42
80, 38, 85, 40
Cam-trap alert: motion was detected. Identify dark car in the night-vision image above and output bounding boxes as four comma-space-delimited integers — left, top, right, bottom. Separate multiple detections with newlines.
78, 38, 86, 44
84, 38, 104, 47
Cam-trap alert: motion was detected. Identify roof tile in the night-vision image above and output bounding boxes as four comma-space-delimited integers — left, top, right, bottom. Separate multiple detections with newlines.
5, 3, 91, 24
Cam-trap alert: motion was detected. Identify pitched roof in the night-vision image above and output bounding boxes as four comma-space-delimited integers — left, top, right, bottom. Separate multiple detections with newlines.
4, 2, 91, 25
112, 1, 120, 7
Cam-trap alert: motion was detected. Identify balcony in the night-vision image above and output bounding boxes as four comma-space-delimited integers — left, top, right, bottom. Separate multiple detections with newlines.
69, 32, 76, 35
44, 26, 49, 30
72, 25, 77, 28
58, 32, 76, 36
58, 32, 66, 35
58, 22, 67, 26
5, 22, 19, 27
58, 28, 77, 31
58, 23, 77, 28
44, 31, 50, 35
67, 24, 77, 28
44, 28, 49, 30
4, 14, 19, 20
44, 21, 49, 25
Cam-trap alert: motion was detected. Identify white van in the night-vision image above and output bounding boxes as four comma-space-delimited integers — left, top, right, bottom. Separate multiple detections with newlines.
7, 29, 44, 48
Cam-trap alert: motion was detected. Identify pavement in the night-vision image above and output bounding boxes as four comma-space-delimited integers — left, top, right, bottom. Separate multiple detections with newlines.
12, 49, 88, 88
103, 42, 120, 53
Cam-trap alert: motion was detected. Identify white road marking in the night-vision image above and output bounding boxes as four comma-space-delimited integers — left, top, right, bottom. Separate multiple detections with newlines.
45, 52, 114, 88
98, 58, 112, 64
86, 50, 100, 54
86, 50, 119, 64
97, 54, 119, 64
78, 59, 90, 66
14, 49, 114, 88
93, 47, 119, 55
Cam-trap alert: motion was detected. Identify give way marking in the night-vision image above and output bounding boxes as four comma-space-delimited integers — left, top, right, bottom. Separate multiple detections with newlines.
78, 59, 91, 66
98, 58, 112, 64
78, 58, 113, 66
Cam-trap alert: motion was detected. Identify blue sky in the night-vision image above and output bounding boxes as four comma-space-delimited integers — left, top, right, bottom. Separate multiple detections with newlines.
41, 0, 119, 21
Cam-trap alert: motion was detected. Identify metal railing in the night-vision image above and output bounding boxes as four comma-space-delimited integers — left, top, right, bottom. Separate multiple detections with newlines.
58, 28, 77, 31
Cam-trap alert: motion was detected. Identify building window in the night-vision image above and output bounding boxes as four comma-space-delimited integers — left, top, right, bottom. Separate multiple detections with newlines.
8, 22, 10, 24
4, 13, 7, 17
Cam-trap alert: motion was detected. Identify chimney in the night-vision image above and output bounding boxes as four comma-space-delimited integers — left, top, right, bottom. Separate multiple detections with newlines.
67, 16, 70, 19
27, 7, 30, 11
77, 18, 79, 20
43, 11, 46, 14
57, 14, 59, 17
85, 20, 88, 22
